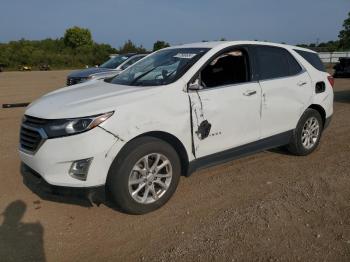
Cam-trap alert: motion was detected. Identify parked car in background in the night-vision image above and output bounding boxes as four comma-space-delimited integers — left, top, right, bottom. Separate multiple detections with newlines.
333, 57, 350, 78
20, 41, 333, 214
19, 65, 32, 71
39, 64, 51, 71
66, 53, 147, 86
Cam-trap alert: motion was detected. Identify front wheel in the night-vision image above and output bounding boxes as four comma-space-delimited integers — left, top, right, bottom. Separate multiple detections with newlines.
107, 137, 181, 214
287, 109, 323, 156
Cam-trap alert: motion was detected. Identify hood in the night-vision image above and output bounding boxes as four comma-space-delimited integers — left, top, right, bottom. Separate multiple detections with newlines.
26, 80, 158, 119
68, 67, 115, 78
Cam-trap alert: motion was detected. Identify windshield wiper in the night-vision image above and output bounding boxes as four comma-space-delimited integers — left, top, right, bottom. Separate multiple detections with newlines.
129, 59, 175, 85
130, 67, 158, 85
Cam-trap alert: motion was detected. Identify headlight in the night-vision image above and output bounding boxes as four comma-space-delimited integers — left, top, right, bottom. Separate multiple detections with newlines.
44, 111, 113, 138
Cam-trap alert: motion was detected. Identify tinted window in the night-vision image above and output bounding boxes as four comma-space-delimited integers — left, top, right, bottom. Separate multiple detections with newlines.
286, 52, 303, 75
256, 46, 302, 80
99, 54, 132, 69
120, 56, 144, 70
294, 50, 325, 72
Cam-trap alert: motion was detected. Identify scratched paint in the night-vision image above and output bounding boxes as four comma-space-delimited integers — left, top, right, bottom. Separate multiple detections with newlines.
190, 91, 212, 141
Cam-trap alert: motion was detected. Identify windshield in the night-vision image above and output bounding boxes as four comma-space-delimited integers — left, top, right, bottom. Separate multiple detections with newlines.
100, 55, 132, 69
109, 48, 209, 86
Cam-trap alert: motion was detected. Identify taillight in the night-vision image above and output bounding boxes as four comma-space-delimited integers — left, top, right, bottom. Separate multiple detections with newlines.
327, 75, 334, 88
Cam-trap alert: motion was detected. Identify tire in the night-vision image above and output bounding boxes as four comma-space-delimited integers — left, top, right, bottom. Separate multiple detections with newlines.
287, 109, 323, 156
107, 136, 181, 214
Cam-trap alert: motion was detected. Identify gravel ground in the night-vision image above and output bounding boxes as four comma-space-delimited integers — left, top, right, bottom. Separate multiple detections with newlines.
0, 70, 349, 262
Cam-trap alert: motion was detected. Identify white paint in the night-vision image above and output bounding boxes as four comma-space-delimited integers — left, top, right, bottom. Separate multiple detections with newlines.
189, 82, 261, 157
259, 71, 313, 138
19, 41, 334, 188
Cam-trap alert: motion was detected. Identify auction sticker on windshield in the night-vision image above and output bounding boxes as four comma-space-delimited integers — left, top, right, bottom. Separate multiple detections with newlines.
173, 53, 197, 59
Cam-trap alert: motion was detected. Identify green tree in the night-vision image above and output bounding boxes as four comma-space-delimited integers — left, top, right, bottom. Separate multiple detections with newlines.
318, 41, 338, 52
91, 43, 118, 66
339, 12, 350, 49
0, 32, 117, 70
153, 40, 170, 51
119, 40, 147, 53
63, 26, 93, 49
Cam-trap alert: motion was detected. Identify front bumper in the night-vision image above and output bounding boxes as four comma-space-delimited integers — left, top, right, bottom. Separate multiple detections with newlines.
21, 162, 105, 205
19, 126, 123, 187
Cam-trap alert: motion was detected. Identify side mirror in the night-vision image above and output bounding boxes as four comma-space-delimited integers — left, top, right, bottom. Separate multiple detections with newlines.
188, 78, 203, 91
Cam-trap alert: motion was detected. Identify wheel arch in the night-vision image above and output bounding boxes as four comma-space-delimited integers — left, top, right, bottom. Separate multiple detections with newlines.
112, 131, 190, 177
136, 131, 189, 176
307, 104, 326, 127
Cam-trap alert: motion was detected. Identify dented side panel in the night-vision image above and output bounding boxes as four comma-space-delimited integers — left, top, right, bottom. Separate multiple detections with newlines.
101, 81, 195, 162
188, 82, 262, 158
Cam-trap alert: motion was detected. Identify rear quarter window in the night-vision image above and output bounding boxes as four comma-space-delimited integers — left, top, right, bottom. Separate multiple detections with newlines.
294, 50, 325, 72
286, 52, 303, 75
255, 46, 302, 80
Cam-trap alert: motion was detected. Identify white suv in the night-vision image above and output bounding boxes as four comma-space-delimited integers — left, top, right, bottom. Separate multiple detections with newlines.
19, 41, 334, 214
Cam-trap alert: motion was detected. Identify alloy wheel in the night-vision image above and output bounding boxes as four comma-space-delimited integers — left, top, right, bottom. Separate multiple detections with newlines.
301, 116, 320, 150
128, 153, 173, 204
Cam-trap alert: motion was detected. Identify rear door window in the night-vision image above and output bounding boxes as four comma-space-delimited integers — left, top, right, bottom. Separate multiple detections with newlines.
255, 46, 302, 80
294, 50, 325, 72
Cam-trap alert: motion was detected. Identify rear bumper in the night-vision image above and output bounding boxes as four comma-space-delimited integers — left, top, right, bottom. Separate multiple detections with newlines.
21, 162, 105, 205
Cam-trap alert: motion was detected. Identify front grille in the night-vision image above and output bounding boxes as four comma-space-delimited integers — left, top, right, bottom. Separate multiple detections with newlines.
67, 77, 81, 86
20, 115, 48, 153
23, 115, 48, 127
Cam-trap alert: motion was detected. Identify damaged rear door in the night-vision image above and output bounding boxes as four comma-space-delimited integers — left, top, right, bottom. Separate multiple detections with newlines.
188, 46, 261, 158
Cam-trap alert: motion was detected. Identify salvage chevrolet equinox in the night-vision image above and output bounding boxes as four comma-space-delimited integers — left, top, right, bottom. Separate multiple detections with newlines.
19, 41, 334, 214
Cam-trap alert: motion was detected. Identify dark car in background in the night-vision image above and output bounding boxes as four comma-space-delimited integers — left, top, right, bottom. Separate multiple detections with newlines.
39, 64, 51, 71
66, 53, 147, 86
334, 57, 350, 78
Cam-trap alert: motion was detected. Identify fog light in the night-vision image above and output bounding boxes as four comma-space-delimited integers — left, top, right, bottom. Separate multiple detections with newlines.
69, 158, 93, 181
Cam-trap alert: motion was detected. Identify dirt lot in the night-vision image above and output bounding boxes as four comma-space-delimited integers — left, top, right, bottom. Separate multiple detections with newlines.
0, 70, 349, 262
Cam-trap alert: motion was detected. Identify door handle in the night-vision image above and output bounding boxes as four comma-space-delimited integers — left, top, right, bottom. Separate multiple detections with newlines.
297, 81, 307, 87
243, 90, 257, 96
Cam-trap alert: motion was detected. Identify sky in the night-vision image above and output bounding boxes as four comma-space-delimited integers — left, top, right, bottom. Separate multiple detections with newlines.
0, 0, 349, 49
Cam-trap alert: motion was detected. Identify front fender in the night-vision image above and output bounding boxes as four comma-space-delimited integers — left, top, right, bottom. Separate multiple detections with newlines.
100, 85, 194, 172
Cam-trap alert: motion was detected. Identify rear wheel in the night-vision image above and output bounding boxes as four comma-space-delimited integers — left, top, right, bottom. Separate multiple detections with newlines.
107, 136, 181, 214
287, 109, 323, 156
